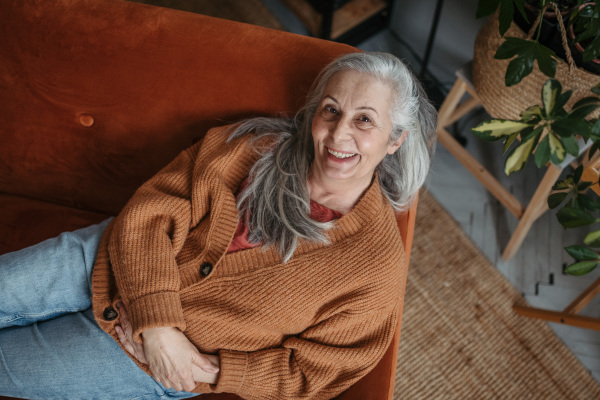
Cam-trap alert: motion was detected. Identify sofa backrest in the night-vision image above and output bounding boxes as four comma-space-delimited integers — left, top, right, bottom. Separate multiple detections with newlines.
0, 0, 357, 215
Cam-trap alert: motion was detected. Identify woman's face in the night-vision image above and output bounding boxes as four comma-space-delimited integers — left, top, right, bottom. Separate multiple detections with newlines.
310, 70, 405, 189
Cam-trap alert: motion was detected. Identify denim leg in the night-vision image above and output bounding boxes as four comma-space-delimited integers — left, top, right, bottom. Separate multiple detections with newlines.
0, 221, 200, 399
0, 308, 199, 400
0, 219, 112, 328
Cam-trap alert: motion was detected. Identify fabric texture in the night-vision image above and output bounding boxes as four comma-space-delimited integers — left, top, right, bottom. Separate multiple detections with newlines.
0, 220, 197, 400
91, 125, 407, 400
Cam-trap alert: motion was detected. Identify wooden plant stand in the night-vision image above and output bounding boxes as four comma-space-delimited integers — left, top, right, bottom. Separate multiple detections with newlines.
513, 277, 600, 331
436, 66, 566, 260
439, 66, 600, 330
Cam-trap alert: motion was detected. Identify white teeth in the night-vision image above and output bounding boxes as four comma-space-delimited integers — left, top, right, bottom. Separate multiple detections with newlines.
328, 149, 356, 159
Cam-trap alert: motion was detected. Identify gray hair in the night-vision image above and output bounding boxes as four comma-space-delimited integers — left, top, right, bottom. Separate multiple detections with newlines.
228, 52, 437, 261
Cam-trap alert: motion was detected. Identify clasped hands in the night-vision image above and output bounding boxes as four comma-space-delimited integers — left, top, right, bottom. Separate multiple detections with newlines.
115, 302, 220, 391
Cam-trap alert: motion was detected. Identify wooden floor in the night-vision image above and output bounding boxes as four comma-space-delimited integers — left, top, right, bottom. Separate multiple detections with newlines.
258, 0, 600, 383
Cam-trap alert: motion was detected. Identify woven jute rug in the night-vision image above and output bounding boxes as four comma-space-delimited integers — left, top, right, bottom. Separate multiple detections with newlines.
395, 191, 600, 399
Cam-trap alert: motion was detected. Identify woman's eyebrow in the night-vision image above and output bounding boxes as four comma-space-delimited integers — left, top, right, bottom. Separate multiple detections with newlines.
323, 95, 379, 116
358, 106, 378, 116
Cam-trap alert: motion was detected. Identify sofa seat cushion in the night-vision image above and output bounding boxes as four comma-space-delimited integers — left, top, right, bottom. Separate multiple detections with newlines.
0, 194, 111, 255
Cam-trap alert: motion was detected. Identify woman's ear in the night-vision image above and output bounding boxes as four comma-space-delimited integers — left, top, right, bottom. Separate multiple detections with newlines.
387, 130, 408, 155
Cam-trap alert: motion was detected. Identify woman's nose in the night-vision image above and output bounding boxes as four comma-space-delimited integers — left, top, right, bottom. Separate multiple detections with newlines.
330, 118, 352, 142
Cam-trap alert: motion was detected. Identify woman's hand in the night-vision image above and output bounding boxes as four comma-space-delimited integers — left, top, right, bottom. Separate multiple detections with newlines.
115, 302, 220, 390
115, 303, 147, 364
142, 326, 220, 391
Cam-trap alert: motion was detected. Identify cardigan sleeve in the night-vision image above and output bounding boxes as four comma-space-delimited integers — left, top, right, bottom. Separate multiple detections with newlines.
210, 303, 400, 400
108, 142, 201, 341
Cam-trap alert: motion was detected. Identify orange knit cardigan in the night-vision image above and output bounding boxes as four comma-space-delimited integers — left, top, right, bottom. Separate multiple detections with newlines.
91, 125, 407, 400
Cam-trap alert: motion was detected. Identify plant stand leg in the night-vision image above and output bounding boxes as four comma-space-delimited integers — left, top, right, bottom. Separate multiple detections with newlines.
437, 78, 467, 127
513, 277, 600, 331
437, 75, 524, 218
438, 127, 523, 218
502, 164, 563, 260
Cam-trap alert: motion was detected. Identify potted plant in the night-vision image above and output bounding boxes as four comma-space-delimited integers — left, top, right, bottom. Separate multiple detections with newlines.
471, 0, 600, 275
569, 2, 600, 74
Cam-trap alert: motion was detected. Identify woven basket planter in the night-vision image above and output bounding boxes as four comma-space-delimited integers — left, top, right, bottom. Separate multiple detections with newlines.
472, 12, 600, 120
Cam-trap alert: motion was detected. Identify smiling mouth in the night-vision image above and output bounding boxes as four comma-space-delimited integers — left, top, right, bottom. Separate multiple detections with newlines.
328, 149, 357, 159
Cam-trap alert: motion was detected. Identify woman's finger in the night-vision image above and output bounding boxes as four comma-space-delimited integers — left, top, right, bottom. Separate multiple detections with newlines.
116, 326, 135, 355
114, 303, 148, 364
192, 353, 219, 373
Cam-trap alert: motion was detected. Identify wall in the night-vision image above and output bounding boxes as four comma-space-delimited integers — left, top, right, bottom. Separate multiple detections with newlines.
262, 0, 488, 93
386, 0, 487, 88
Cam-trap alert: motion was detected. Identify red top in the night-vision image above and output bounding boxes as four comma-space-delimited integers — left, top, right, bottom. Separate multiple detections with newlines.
228, 180, 344, 253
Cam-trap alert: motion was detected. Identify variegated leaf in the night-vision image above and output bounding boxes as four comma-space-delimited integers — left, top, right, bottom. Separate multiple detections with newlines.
504, 134, 536, 175
542, 79, 562, 116
548, 133, 565, 162
472, 119, 532, 141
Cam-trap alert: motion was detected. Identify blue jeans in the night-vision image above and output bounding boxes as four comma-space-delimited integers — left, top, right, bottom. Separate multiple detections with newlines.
0, 219, 199, 400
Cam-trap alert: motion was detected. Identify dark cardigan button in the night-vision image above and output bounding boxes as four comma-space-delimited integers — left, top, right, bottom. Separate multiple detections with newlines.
103, 307, 118, 321
200, 262, 213, 277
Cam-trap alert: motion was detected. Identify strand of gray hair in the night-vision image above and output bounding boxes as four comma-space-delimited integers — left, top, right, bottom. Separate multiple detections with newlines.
228, 117, 332, 262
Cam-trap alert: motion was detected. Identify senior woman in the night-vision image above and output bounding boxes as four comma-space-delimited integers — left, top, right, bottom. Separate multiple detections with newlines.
0, 52, 436, 400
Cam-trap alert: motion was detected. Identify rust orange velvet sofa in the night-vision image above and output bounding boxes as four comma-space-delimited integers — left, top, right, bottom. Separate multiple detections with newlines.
0, 0, 416, 399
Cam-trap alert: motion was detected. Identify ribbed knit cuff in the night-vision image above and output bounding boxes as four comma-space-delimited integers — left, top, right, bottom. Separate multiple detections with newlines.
128, 292, 186, 342
211, 350, 248, 394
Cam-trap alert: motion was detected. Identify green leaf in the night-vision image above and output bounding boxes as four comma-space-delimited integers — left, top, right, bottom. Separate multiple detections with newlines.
542, 79, 562, 116
471, 119, 532, 141
591, 119, 600, 137
513, 0, 527, 22
548, 133, 566, 163
521, 104, 543, 121
556, 90, 573, 111
534, 44, 557, 78
579, 3, 595, 18
503, 132, 519, 153
570, 105, 599, 121
548, 192, 568, 209
583, 36, 600, 62
573, 196, 584, 210
551, 119, 577, 137
476, 0, 500, 18
592, 83, 600, 96
553, 177, 572, 190
556, 207, 598, 228
564, 260, 598, 275
534, 135, 550, 167
566, 119, 592, 137
565, 245, 600, 261
589, 141, 600, 160
498, 0, 515, 37
495, 37, 533, 59
578, 181, 595, 191
553, 176, 573, 190
504, 128, 541, 175
585, 229, 600, 247
560, 135, 579, 157
578, 193, 597, 211
573, 96, 600, 109
506, 55, 535, 86
574, 164, 584, 183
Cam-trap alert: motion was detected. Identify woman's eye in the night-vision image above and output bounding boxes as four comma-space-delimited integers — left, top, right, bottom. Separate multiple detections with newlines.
358, 115, 371, 123
325, 106, 338, 114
